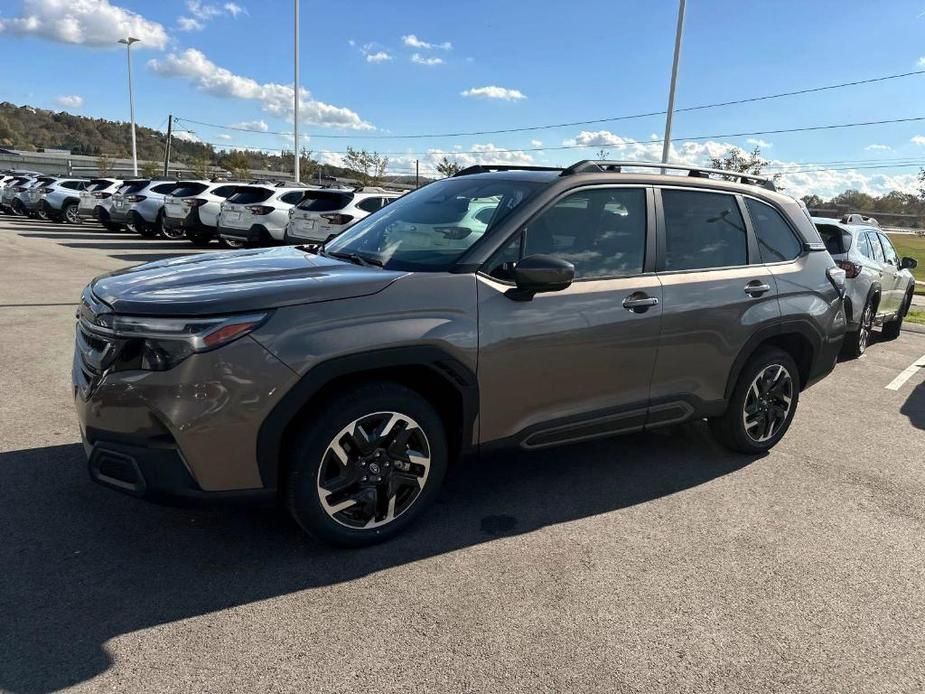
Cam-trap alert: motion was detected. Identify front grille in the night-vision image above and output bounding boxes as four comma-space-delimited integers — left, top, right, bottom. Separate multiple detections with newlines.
74, 289, 122, 398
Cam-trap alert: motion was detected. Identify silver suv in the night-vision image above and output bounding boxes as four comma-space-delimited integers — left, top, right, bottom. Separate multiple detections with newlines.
217, 183, 310, 246
814, 216, 918, 356
78, 178, 123, 228
74, 161, 847, 546
286, 186, 403, 243
38, 178, 90, 223
109, 179, 179, 237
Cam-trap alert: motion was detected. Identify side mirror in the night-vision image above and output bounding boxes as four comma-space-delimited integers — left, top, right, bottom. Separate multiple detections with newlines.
511, 254, 575, 297
900, 256, 918, 270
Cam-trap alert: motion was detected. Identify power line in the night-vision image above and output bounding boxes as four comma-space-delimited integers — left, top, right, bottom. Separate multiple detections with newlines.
175, 68, 925, 140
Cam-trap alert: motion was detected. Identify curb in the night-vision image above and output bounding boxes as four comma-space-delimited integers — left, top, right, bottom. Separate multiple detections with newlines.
902, 322, 925, 335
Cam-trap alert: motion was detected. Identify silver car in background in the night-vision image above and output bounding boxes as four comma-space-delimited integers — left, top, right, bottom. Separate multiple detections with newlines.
814, 216, 918, 356
78, 178, 123, 229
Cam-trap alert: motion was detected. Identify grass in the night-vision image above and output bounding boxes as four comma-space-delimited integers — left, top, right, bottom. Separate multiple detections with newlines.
906, 305, 925, 326
886, 233, 925, 295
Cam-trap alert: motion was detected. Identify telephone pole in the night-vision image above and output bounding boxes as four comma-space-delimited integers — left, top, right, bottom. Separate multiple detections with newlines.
163, 114, 172, 177
293, 0, 300, 182
660, 0, 686, 169
415, 159, 420, 188
118, 37, 141, 176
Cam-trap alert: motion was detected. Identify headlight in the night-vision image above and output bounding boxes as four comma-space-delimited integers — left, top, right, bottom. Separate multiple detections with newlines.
89, 312, 271, 371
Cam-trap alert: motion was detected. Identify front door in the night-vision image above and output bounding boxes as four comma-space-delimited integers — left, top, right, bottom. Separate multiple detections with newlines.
477, 186, 663, 446
875, 232, 903, 315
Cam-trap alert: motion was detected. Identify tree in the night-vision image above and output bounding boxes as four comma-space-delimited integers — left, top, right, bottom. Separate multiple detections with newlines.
96, 154, 113, 177
801, 194, 824, 209
220, 151, 251, 180
140, 159, 160, 178
190, 153, 212, 179
343, 146, 389, 186
596, 148, 610, 160
436, 156, 462, 178
709, 145, 767, 176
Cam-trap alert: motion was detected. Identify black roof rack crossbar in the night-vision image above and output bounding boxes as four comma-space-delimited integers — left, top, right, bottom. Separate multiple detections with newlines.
453, 164, 564, 177
561, 160, 777, 191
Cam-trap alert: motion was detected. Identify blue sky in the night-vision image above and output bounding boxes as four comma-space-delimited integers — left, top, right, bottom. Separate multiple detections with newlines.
1, 0, 925, 196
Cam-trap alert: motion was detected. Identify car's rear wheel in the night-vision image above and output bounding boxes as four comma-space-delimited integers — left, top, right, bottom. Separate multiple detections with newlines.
10, 200, 25, 217
63, 202, 80, 224
161, 222, 186, 240
881, 289, 913, 341
843, 296, 875, 358
36, 207, 48, 221
285, 382, 447, 546
710, 347, 800, 454
187, 234, 213, 247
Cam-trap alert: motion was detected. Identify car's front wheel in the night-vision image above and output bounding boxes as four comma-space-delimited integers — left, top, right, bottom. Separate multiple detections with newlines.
710, 347, 800, 454
285, 382, 447, 546
63, 202, 80, 224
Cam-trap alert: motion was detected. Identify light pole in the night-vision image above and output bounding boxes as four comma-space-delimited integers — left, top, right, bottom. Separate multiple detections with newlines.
293, 0, 300, 183
119, 36, 141, 176
660, 0, 686, 169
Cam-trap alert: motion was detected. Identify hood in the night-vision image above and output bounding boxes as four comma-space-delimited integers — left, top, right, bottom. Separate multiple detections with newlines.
90, 246, 406, 316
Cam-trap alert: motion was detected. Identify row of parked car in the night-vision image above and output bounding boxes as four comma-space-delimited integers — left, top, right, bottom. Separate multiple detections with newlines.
0, 170, 406, 248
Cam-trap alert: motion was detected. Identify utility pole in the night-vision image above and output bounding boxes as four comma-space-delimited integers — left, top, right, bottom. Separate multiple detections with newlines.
415, 159, 419, 188
660, 0, 686, 170
119, 37, 141, 176
293, 0, 300, 183
163, 114, 172, 177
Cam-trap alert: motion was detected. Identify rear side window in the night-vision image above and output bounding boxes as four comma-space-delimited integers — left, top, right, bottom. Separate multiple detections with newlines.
815, 224, 850, 255
297, 191, 354, 211
88, 180, 113, 192
227, 187, 272, 204
279, 191, 305, 205
61, 180, 85, 190
121, 181, 149, 194
357, 196, 382, 213
151, 183, 178, 194
746, 199, 802, 262
662, 190, 747, 270
866, 232, 884, 262
212, 185, 239, 198
876, 233, 898, 265
171, 183, 208, 197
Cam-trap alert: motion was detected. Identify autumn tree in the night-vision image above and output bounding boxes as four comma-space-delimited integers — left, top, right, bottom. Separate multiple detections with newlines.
436, 156, 462, 177
343, 146, 389, 186
220, 151, 251, 180
95, 154, 113, 177
140, 160, 160, 178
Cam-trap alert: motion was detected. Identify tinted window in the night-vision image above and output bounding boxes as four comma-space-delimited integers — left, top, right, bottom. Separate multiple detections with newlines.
662, 190, 747, 270
877, 233, 898, 265
299, 191, 354, 211
61, 180, 85, 190
119, 181, 149, 194
523, 187, 647, 279
212, 185, 239, 198
357, 197, 382, 213
151, 183, 178, 194
816, 224, 850, 255
88, 180, 113, 192
279, 191, 305, 205
474, 206, 496, 225
170, 183, 208, 197
226, 187, 272, 204
746, 199, 802, 262
867, 232, 884, 262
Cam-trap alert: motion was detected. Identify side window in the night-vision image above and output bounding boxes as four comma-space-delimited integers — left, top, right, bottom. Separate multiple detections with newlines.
867, 232, 884, 262
213, 186, 238, 198
662, 190, 747, 270
151, 183, 177, 194
521, 187, 647, 279
746, 198, 803, 263
357, 197, 381, 213
857, 233, 872, 259
877, 233, 898, 265
62, 180, 83, 190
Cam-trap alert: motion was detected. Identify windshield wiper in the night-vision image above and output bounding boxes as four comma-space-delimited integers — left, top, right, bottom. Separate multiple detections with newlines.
323, 249, 384, 268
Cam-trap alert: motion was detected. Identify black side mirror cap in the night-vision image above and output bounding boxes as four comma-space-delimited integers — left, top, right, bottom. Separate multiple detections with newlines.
900, 256, 918, 270
509, 254, 575, 299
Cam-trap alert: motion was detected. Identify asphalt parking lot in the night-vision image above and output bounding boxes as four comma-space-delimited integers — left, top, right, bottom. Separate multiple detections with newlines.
1, 215, 923, 694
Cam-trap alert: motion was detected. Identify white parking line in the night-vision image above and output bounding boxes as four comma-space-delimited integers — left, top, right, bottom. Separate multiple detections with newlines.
885, 353, 925, 391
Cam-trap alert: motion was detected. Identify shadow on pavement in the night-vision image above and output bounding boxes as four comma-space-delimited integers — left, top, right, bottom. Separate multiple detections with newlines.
900, 381, 925, 430
0, 423, 759, 692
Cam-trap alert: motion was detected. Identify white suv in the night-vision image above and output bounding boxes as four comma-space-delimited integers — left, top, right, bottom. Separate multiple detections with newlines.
217, 184, 311, 246
162, 180, 242, 246
37, 178, 90, 223
1, 176, 36, 215
109, 179, 179, 237
285, 186, 404, 243
78, 179, 123, 228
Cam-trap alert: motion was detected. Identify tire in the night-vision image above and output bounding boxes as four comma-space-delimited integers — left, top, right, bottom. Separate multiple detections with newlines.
161, 223, 186, 240
709, 347, 801, 454
36, 208, 49, 221
136, 217, 158, 238
220, 237, 247, 249
102, 221, 122, 232
285, 381, 448, 547
63, 203, 80, 225
188, 234, 213, 247
882, 289, 914, 341
842, 295, 875, 359
11, 200, 25, 217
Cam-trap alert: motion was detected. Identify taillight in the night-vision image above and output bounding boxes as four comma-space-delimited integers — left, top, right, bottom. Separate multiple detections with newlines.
126, 194, 147, 203
186, 198, 207, 208
39, 187, 54, 194
13, 186, 26, 192
835, 260, 861, 279
246, 205, 273, 215
826, 266, 847, 297
321, 213, 354, 226
93, 192, 112, 199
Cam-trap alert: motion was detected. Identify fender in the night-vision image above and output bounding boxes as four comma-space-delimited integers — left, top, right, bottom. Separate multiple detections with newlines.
63, 196, 80, 209
256, 346, 479, 488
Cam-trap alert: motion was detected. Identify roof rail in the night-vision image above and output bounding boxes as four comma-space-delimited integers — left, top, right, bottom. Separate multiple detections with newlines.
841, 213, 880, 227
453, 164, 564, 177
562, 160, 777, 191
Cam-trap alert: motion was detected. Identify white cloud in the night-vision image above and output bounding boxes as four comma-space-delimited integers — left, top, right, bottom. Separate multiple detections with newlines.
365, 50, 392, 63
0, 0, 168, 49
54, 94, 84, 109
865, 144, 891, 151
911, 135, 925, 146
224, 2, 246, 17
401, 34, 452, 50
530, 139, 543, 147
461, 85, 526, 101
177, 16, 204, 31
231, 119, 269, 132
411, 53, 443, 66
919, 56, 925, 67
746, 138, 772, 148
172, 130, 200, 142
148, 49, 373, 129
186, 0, 222, 20
216, 133, 233, 140
562, 130, 631, 149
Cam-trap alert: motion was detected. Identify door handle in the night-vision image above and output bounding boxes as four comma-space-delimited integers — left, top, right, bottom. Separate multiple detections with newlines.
623, 293, 659, 312
744, 282, 771, 297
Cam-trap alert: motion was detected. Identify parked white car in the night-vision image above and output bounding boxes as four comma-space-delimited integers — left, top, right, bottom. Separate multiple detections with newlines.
78, 178, 123, 228
37, 178, 91, 223
162, 180, 242, 245
20, 176, 57, 218
1, 175, 36, 214
109, 179, 179, 237
285, 186, 404, 243
217, 183, 311, 246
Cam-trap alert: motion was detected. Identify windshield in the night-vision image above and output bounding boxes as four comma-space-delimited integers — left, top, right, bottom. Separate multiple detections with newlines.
324, 178, 542, 271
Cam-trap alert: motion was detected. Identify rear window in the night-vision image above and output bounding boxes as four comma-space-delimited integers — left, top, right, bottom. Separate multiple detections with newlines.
815, 224, 850, 255
119, 181, 150, 194
87, 180, 114, 192
296, 191, 354, 211
226, 187, 272, 204
212, 185, 239, 198
171, 183, 208, 197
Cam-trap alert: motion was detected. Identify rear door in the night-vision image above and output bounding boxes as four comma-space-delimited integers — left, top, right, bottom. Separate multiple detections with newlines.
863, 230, 893, 317
650, 188, 780, 411
874, 232, 904, 314
477, 185, 663, 445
